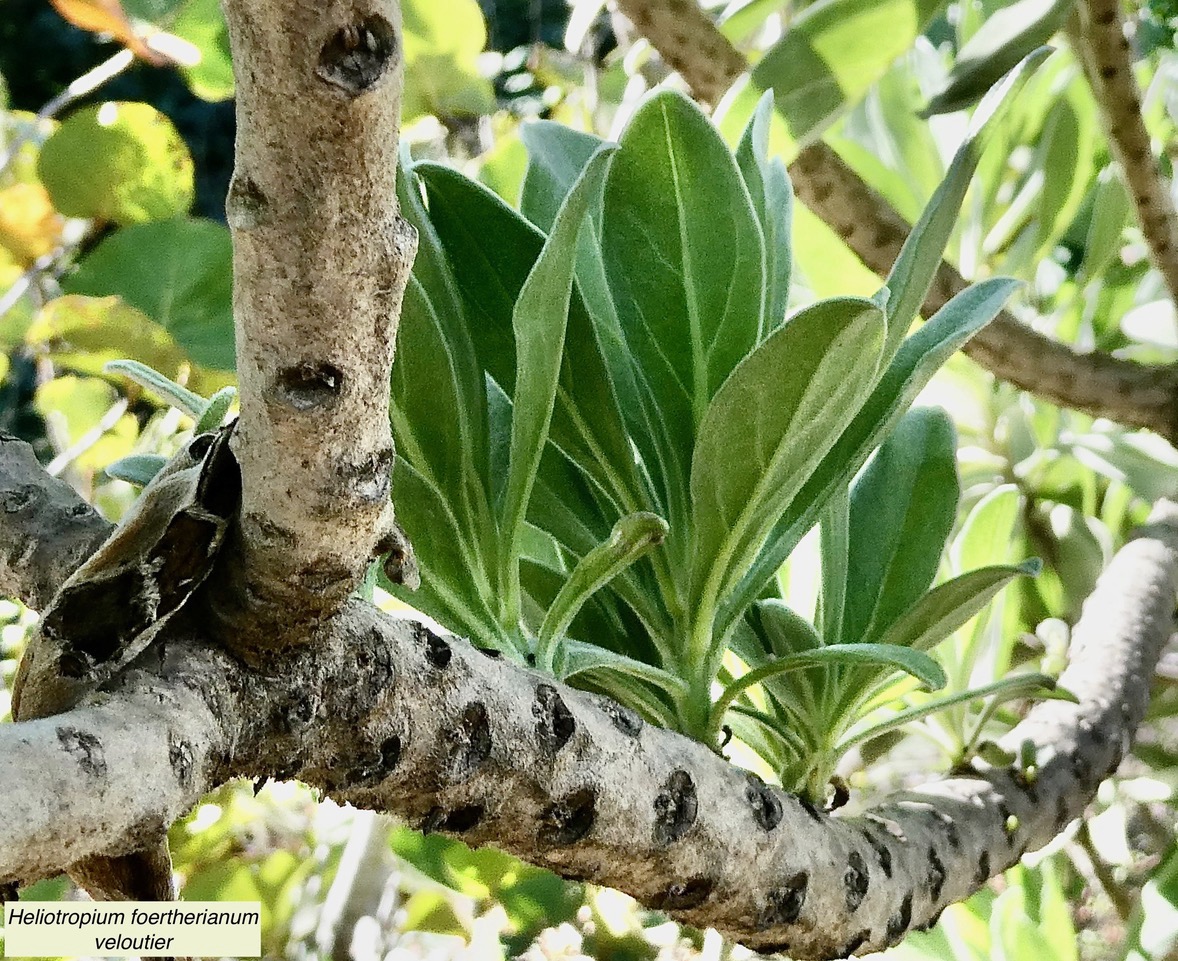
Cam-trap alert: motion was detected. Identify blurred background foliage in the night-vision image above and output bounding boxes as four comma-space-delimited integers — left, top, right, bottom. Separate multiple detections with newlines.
2, 0, 1178, 958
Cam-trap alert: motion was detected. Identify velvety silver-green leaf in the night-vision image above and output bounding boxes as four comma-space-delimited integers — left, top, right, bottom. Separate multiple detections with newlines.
386, 458, 510, 654
538, 512, 668, 670
391, 164, 495, 581
104, 453, 168, 486
520, 122, 607, 233
418, 161, 647, 532
104, 359, 205, 418
690, 297, 886, 621
719, 277, 1021, 636
842, 407, 960, 645
712, 643, 947, 739
921, 0, 1072, 117
196, 386, 236, 433
736, 91, 794, 333
561, 641, 688, 698
519, 120, 678, 546
500, 148, 615, 609
603, 91, 766, 569
748, 600, 822, 659
876, 561, 1039, 652
841, 672, 1060, 752
575, 670, 678, 728
884, 47, 1049, 358
819, 486, 850, 645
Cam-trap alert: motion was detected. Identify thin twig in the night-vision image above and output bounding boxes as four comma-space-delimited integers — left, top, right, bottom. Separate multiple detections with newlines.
45, 397, 130, 477
0, 49, 135, 179
1068, 3, 1178, 325
1074, 818, 1135, 921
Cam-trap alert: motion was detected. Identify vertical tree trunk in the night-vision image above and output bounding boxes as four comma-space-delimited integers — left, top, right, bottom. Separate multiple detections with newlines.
219, 0, 417, 649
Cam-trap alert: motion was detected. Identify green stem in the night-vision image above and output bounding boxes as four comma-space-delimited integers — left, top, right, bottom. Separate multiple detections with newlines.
837, 674, 1057, 755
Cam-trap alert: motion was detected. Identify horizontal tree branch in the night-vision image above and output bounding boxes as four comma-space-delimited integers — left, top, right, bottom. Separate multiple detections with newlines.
789, 145, 1178, 443
612, 0, 1178, 446
0, 434, 112, 611
3, 446, 1175, 960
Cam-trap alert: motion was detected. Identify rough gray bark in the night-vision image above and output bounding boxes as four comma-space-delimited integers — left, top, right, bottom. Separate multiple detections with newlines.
611, 0, 1178, 446
1, 436, 1175, 959
0, 434, 111, 612
217, 0, 417, 648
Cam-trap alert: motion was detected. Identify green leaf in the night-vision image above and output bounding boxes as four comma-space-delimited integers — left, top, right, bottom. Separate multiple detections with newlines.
538, 512, 668, 671
391, 164, 496, 589
418, 160, 649, 550
63, 218, 235, 370
402, 0, 496, 120
953, 484, 1023, 573
37, 102, 194, 224
736, 91, 794, 333
526, 439, 670, 655
842, 407, 960, 644
560, 640, 689, 697
602, 91, 766, 570
719, 277, 1022, 637
500, 148, 615, 619
711, 643, 946, 739
519, 121, 668, 536
921, 0, 1072, 117
883, 47, 1050, 357
103, 358, 206, 418
1079, 167, 1131, 282
520, 122, 606, 233
169, 0, 235, 101
1033, 95, 1086, 254
819, 486, 850, 645
25, 295, 225, 394
876, 562, 1039, 652
416, 164, 522, 394
104, 453, 168, 486
689, 296, 886, 642
750, 0, 946, 145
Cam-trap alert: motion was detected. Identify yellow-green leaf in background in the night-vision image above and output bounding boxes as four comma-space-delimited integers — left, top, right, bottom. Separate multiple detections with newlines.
478, 129, 528, 205
37, 102, 194, 225
1, 111, 57, 188
34, 375, 138, 471
168, 0, 235, 101
0, 183, 63, 264
399, 890, 469, 938
402, 0, 495, 121
63, 218, 236, 371
25, 295, 230, 396
750, 0, 945, 145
